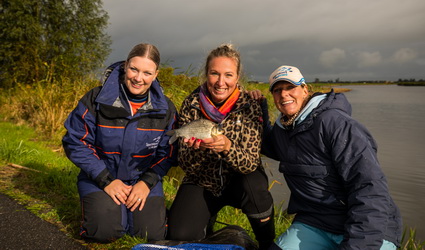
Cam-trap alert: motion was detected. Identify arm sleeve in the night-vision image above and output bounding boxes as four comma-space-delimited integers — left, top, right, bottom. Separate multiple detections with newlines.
142, 99, 178, 184
330, 118, 390, 249
259, 98, 280, 161
260, 98, 272, 135
62, 92, 115, 188
176, 97, 199, 174
220, 100, 263, 174
261, 130, 280, 161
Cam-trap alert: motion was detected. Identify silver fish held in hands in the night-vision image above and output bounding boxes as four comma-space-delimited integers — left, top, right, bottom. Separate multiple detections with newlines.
166, 119, 224, 144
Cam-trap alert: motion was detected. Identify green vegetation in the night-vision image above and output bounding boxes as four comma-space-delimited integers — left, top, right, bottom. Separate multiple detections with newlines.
397, 82, 425, 86
0, 119, 291, 249
0, 0, 111, 89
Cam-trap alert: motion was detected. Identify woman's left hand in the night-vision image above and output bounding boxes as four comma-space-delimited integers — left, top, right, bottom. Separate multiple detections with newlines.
201, 134, 231, 155
126, 181, 150, 212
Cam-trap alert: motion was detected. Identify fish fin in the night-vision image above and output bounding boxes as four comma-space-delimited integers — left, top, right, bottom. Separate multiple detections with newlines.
165, 130, 175, 136
168, 134, 178, 145
166, 130, 177, 145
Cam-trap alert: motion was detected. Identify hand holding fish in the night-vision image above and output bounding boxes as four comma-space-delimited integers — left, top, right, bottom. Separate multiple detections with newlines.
184, 134, 231, 155
167, 119, 230, 154
201, 135, 231, 155
183, 137, 202, 149
166, 119, 224, 145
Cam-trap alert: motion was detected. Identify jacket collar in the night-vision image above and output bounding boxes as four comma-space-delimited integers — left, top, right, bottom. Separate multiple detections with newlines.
276, 93, 326, 130
95, 61, 168, 114
276, 89, 352, 131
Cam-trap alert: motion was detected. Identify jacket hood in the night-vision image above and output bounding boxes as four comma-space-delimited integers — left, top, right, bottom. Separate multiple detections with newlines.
316, 90, 352, 117
95, 61, 168, 113
299, 90, 352, 131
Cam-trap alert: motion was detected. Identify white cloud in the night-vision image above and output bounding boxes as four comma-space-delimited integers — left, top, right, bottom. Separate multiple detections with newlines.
319, 48, 346, 68
390, 48, 418, 64
356, 51, 383, 67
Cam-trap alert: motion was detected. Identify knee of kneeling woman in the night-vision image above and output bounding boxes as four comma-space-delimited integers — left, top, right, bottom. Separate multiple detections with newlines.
133, 223, 166, 241
80, 191, 126, 243
81, 224, 125, 243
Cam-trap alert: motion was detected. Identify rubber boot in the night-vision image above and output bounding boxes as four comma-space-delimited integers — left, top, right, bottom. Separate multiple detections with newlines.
248, 209, 275, 250
206, 214, 218, 236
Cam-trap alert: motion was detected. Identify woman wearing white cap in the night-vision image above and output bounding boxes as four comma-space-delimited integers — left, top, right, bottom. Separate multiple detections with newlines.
258, 66, 402, 249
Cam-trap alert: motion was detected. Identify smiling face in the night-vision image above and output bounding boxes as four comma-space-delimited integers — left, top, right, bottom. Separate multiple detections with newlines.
124, 56, 158, 96
206, 56, 239, 103
272, 81, 309, 117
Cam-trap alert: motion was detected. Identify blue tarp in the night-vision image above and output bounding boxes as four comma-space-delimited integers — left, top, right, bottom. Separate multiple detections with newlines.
132, 243, 245, 250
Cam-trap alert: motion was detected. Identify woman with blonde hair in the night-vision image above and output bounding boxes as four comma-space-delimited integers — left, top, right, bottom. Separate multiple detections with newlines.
167, 43, 275, 249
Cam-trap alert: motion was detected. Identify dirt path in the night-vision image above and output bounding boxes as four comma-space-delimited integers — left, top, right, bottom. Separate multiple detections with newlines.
0, 193, 87, 249
0, 164, 87, 249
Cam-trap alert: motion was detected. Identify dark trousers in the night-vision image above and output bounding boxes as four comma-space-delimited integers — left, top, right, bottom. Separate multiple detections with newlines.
80, 190, 166, 243
167, 168, 275, 249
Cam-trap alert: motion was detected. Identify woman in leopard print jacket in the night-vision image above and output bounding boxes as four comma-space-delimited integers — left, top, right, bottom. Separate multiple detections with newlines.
167, 44, 275, 250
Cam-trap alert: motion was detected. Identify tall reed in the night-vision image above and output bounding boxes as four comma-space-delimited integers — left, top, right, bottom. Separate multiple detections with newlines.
0, 66, 200, 144
0, 77, 99, 144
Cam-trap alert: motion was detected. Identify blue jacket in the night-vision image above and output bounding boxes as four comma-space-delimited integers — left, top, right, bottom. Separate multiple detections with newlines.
262, 90, 402, 249
62, 62, 177, 196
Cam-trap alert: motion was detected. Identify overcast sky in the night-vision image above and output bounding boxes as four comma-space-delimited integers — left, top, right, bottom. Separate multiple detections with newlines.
102, 0, 425, 82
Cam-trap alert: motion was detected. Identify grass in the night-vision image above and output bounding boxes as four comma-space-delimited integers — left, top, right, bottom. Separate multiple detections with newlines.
397, 82, 425, 86
0, 121, 148, 249
0, 66, 424, 249
0, 121, 292, 249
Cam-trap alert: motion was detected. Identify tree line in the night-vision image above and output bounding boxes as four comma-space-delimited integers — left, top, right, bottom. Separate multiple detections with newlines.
0, 0, 111, 89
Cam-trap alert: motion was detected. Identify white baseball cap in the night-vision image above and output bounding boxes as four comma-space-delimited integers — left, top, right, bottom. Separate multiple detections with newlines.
269, 65, 306, 91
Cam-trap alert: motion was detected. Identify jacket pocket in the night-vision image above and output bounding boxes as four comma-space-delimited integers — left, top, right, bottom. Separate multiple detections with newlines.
279, 162, 329, 178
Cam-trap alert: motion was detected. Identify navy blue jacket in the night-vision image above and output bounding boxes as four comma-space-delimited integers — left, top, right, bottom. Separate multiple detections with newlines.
62, 62, 177, 196
262, 91, 402, 249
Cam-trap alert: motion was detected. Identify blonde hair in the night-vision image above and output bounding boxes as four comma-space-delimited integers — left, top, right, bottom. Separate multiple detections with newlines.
204, 43, 242, 77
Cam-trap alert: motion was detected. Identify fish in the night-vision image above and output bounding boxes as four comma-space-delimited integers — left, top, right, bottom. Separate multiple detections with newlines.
166, 119, 224, 144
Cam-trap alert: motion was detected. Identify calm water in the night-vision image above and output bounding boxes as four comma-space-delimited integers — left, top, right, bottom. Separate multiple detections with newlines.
264, 84, 425, 241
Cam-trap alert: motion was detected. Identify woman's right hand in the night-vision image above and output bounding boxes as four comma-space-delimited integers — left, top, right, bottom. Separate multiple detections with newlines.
184, 136, 230, 155
183, 137, 203, 150
104, 179, 133, 205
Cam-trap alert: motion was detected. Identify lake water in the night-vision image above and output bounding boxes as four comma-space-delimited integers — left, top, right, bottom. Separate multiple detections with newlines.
264, 84, 425, 241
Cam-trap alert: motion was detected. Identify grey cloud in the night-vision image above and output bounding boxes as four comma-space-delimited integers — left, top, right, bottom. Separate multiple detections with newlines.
390, 48, 418, 64
102, 0, 425, 82
319, 48, 347, 68
356, 51, 383, 68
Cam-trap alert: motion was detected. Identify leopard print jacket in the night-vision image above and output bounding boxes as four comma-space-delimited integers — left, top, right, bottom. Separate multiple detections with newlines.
178, 87, 265, 196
